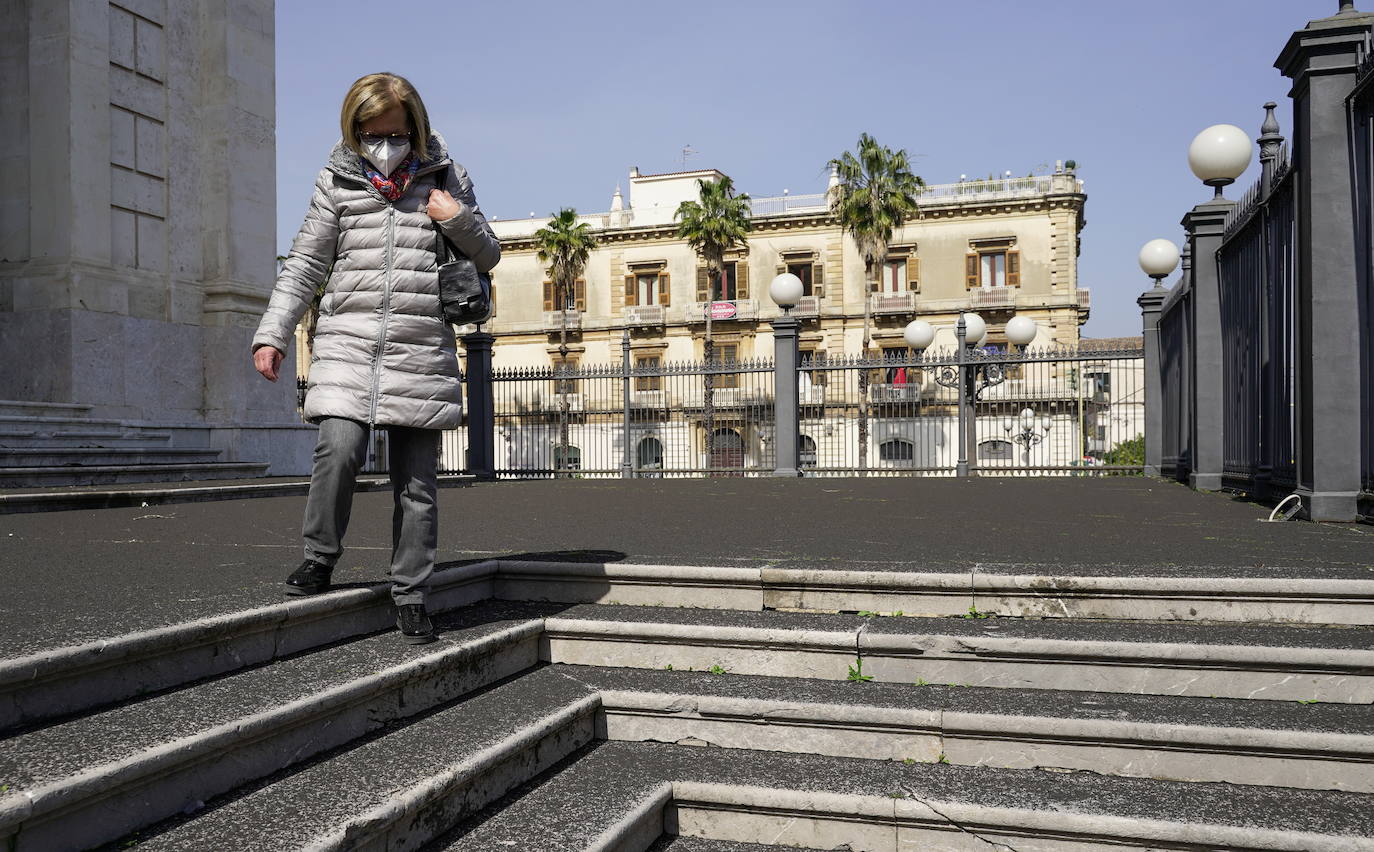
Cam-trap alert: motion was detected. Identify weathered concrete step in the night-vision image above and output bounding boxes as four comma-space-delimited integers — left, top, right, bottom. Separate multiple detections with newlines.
0, 472, 475, 514
543, 605, 1374, 702
0, 429, 173, 448
577, 665, 1374, 792
0, 401, 92, 418
0, 447, 222, 466
435, 740, 1374, 852
0, 413, 135, 432
0, 602, 547, 852
0, 461, 269, 487
647, 838, 831, 852
495, 559, 1374, 625
0, 562, 500, 731
120, 666, 599, 852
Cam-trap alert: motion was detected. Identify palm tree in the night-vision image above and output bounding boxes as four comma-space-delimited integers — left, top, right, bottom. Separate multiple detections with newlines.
827, 133, 925, 472
534, 208, 597, 476
675, 176, 752, 470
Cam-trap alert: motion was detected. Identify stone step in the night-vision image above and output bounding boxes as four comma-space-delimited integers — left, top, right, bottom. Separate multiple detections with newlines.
0, 413, 138, 432
0, 602, 547, 852
0, 562, 498, 731
544, 604, 1374, 702
577, 665, 1374, 792
0, 429, 173, 449
647, 838, 832, 852
435, 740, 1374, 852
0, 461, 270, 487
494, 559, 1374, 625
0, 401, 93, 419
0, 447, 222, 467
117, 666, 600, 852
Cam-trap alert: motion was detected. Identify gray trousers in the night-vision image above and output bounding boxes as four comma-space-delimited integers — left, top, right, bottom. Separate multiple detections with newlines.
302, 417, 440, 606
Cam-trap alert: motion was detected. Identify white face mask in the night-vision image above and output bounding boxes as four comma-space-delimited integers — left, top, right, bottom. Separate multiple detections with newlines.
361, 137, 411, 176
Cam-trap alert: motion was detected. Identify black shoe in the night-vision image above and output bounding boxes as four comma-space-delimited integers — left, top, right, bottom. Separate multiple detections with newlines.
284, 559, 333, 596
396, 604, 437, 645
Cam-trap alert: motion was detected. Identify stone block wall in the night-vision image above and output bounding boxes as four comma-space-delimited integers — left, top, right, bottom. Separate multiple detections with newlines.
0, 0, 313, 473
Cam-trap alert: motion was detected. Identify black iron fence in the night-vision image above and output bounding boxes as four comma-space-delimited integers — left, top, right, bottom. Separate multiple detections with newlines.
310, 345, 1143, 479
1149, 5, 1374, 522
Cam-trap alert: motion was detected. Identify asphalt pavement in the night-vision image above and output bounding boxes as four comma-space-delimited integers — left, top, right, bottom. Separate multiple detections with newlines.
1, 476, 1370, 659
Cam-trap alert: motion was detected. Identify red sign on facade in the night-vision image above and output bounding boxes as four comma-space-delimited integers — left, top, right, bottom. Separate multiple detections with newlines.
709, 301, 737, 320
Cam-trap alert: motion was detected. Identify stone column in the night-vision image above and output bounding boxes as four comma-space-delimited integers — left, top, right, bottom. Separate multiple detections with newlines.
1276, 3, 1371, 521
772, 314, 801, 477
463, 332, 496, 481
1137, 285, 1167, 477
1181, 200, 1232, 491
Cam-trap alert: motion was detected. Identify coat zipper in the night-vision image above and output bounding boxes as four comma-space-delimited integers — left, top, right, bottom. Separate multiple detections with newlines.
369, 204, 395, 425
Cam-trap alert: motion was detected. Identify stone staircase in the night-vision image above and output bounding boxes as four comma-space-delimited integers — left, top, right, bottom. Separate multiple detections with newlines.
0, 400, 268, 487
0, 560, 1370, 851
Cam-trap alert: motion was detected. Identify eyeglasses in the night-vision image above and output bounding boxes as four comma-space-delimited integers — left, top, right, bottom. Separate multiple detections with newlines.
358, 131, 410, 145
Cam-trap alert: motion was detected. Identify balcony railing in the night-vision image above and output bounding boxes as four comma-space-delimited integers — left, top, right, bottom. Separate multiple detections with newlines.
689, 299, 759, 322
790, 295, 821, 318
869, 292, 917, 316
869, 383, 922, 403
547, 392, 584, 412
624, 304, 666, 327
971, 287, 1016, 310
631, 389, 670, 408
542, 310, 581, 332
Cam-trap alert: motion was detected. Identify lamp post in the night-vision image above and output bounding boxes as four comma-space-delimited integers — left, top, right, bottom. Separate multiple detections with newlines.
1187, 124, 1253, 200
1137, 240, 1180, 477
769, 272, 804, 477
1004, 406, 1051, 466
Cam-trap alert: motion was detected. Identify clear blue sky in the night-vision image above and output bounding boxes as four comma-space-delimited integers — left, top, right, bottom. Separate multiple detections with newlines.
275, 0, 1335, 339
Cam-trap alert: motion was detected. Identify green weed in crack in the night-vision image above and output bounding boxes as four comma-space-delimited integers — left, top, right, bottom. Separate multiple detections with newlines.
847, 658, 874, 682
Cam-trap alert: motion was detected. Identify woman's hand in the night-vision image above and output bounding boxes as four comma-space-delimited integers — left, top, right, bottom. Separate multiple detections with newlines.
427, 189, 460, 221
253, 346, 284, 382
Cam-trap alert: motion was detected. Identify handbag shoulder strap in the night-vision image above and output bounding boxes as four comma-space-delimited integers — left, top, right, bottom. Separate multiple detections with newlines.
433, 167, 450, 264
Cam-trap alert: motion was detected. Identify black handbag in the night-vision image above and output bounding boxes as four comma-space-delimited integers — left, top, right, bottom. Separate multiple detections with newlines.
433, 170, 493, 327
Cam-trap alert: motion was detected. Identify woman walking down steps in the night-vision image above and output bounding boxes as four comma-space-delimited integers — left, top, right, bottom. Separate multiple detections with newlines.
251, 72, 500, 644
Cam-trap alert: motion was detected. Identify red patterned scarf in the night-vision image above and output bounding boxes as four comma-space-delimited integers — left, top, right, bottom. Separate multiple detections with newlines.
361, 153, 419, 202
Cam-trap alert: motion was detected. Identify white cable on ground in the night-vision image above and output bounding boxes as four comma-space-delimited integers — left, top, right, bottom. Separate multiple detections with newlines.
1266, 493, 1302, 522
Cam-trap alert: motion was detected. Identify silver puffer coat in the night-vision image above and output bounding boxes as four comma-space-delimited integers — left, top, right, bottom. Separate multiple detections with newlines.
253, 133, 500, 429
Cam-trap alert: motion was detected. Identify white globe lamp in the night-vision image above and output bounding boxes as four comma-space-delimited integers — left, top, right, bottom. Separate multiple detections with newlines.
1187, 124, 1252, 198
959, 312, 987, 347
769, 272, 804, 311
903, 319, 935, 351
1138, 239, 1181, 288
1005, 315, 1038, 348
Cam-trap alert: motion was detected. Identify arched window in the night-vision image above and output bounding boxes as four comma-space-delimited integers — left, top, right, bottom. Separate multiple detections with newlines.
636, 436, 664, 471
878, 438, 914, 464
978, 440, 1014, 461
709, 428, 745, 475
553, 444, 581, 471
799, 434, 818, 470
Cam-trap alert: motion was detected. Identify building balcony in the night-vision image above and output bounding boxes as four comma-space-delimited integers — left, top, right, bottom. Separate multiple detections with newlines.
631, 388, 671, 408
542, 310, 581, 332
970, 287, 1016, 310
790, 295, 821, 318
869, 383, 922, 403
546, 392, 584, 412
688, 299, 759, 323
624, 304, 666, 327
869, 292, 917, 316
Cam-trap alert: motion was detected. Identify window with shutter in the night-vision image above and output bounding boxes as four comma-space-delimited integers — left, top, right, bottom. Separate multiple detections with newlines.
785, 261, 814, 296
881, 259, 906, 293
696, 267, 709, 302
965, 254, 979, 289
636, 272, 658, 306
624, 274, 637, 307
736, 261, 749, 301
543, 281, 554, 312
1007, 250, 1021, 286
907, 257, 920, 292
574, 279, 586, 312
716, 343, 739, 388
635, 355, 662, 391
813, 263, 825, 299
658, 272, 671, 306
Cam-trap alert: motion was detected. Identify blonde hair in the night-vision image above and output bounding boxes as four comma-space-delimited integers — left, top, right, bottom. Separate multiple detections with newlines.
339, 72, 431, 162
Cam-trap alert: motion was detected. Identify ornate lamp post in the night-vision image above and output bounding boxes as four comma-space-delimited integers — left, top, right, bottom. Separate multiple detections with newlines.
1137, 239, 1180, 476
905, 313, 1038, 476
769, 272, 805, 477
1004, 406, 1051, 465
